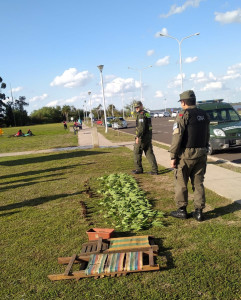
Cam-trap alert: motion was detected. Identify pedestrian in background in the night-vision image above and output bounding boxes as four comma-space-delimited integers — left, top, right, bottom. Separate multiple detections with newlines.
63, 121, 67, 130
169, 90, 210, 221
132, 101, 158, 175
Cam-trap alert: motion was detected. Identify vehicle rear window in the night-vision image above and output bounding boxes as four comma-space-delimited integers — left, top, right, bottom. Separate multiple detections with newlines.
206, 108, 240, 122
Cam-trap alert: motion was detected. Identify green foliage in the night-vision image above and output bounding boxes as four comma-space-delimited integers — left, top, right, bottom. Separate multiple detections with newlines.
30, 106, 84, 124
97, 173, 164, 231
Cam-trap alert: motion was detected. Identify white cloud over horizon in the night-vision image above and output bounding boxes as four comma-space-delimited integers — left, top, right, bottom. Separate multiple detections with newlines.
215, 8, 241, 24
105, 77, 140, 96
160, 0, 204, 18
156, 56, 170, 66
200, 81, 225, 91
155, 90, 164, 98
147, 49, 155, 56
29, 93, 48, 103
46, 100, 59, 107
11, 86, 23, 93
184, 56, 198, 63
50, 68, 94, 88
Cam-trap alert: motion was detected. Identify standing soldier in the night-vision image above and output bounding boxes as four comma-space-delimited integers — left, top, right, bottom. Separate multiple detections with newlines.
169, 90, 210, 221
132, 101, 158, 175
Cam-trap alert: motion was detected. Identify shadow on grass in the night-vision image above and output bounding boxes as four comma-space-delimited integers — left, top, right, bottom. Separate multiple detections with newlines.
205, 202, 241, 220
0, 163, 92, 180
207, 160, 226, 165
154, 238, 175, 271
0, 211, 20, 217
0, 150, 109, 166
159, 168, 173, 175
0, 191, 84, 212
0, 178, 62, 192
2, 173, 64, 186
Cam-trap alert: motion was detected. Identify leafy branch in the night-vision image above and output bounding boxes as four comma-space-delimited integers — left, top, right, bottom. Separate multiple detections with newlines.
97, 173, 164, 231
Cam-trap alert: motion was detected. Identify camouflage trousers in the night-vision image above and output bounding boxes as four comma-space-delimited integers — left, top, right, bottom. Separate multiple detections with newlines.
133, 138, 158, 172
174, 155, 207, 209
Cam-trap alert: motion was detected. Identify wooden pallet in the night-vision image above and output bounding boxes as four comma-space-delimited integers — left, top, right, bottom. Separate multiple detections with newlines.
48, 249, 159, 281
48, 235, 159, 281
58, 235, 158, 264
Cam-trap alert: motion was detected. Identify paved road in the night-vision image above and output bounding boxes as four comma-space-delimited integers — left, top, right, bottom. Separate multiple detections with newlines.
122, 118, 241, 165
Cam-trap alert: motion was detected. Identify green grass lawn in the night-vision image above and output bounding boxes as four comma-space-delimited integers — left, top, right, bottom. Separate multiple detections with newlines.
0, 123, 78, 153
1, 142, 240, 299
0, 124, 241, 300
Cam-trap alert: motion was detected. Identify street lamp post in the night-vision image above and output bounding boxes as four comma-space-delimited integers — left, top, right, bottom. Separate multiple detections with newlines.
160, 32, 200, 92
97, 65, 108, 133
88, 91, 93, 127
128, 65, 152, 102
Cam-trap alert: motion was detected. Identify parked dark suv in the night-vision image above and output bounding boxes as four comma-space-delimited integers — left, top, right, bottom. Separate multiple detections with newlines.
197, 99, 241, 154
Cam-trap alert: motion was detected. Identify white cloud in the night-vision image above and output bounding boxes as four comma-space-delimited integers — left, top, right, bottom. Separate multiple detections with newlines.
184, 56, 198, 63
105, 77, 140, 96
215, 8, 241, 24
50, 68, 94, 88
156, 56, 170, 66
11, 86, 23, 93
155, 90, 164, 98
190, 71, 216, 83
155, 27, 168, 37
29, 93, 48, 103
46, 100, 59, 107
104, 74, 116, 82
222, 63, 241, 80
167, 73, 186, 88
160, 0, 204, 18
200, 82, 224, 91
65, 96, 79, 103
147, 49, 155, 56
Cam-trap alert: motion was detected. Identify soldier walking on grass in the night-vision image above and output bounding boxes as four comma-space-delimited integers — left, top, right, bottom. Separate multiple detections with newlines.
132, 101, 158, 175
169, 90, 210, 221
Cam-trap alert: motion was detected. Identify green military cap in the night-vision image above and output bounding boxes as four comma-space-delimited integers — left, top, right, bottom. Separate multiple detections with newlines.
134, 101, 143, 108
179, 90, 196, 102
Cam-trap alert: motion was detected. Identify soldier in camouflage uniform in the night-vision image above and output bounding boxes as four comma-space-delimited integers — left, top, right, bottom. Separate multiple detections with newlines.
132, 101, 158, 175
169, 90, 210, 221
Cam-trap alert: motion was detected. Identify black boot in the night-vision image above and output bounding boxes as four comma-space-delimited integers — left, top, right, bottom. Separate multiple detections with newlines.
193, 209, 204, 222
148, 171, 158, 175
170, 207, 187, 219
132, 169, 143, 174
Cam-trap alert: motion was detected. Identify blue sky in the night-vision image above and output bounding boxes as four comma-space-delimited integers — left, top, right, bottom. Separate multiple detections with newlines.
1, 0, 241, 113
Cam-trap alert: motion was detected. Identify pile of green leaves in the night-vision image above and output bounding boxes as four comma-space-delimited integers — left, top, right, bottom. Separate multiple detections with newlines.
97, 173, 164, 231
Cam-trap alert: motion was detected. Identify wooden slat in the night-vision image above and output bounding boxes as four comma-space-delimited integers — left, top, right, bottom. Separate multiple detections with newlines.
86, 245, 92, 253
149, 248, 154, 267
97, 237, 103, 252
81, 245, 87, 253
64, 254, 77, 276
48, 265, 159, 281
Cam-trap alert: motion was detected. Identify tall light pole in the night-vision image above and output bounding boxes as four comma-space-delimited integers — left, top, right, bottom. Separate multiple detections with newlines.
97, 65, 108, 133
128, 65, 152, 101
160, 32, 200, 92
88, 91, 93, 127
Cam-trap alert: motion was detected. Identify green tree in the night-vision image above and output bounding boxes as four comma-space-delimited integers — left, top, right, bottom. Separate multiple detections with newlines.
0, 77, 7, 125
61, 105, 71, 122
14, 96, 29, 126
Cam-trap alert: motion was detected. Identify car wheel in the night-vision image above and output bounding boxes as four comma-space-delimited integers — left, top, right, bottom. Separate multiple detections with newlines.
208, 144, 215, 155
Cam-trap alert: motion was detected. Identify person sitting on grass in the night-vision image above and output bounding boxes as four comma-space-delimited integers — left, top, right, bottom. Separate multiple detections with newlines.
15, 129, 24, 137
26, 129, 34, 136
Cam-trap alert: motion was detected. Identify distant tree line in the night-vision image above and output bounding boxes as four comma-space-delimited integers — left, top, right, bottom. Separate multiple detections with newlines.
0, 75, 139, 127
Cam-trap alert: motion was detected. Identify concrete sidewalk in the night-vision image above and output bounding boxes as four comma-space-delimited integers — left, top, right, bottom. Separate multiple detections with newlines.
78, 125, 241, 204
